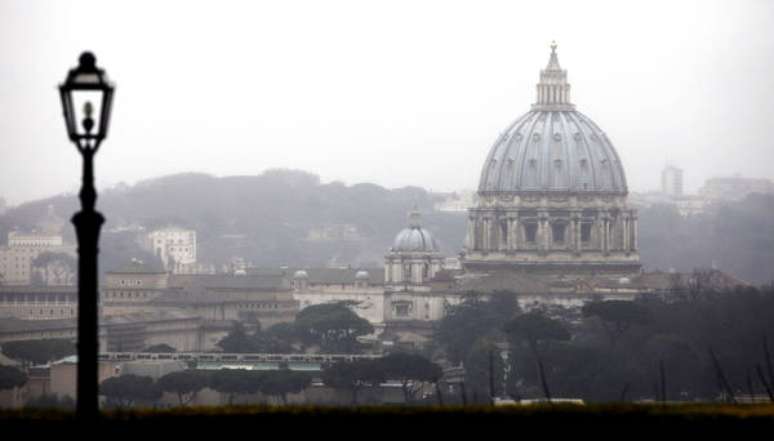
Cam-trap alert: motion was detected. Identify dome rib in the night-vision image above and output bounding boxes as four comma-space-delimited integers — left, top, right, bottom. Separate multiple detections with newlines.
477, 107, 628, 195
566, 111, 599, 191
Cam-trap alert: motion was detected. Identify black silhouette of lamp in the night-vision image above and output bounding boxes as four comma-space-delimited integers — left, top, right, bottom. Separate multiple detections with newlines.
59, 51, 114, 420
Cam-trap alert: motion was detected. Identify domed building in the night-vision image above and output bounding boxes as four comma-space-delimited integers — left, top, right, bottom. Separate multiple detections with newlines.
384, 208, 444, 291
463, 43, 640, 277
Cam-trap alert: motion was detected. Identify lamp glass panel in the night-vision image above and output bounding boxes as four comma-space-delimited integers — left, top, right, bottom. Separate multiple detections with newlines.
69, 89, 106, 137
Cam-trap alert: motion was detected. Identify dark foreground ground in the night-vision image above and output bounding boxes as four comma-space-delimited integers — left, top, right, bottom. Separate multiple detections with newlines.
2, 404, 774, 437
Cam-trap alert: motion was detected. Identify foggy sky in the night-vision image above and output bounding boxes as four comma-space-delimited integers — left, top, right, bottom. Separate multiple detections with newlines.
1, 0, 773, 205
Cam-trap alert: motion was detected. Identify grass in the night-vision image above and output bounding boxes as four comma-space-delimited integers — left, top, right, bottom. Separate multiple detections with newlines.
2, 403, 773, 435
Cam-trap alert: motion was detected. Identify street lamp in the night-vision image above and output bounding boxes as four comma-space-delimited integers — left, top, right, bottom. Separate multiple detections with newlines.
59, 51, 115, 419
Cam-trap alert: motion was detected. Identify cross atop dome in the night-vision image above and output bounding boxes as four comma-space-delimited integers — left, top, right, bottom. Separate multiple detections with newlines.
546, 40, 561, 70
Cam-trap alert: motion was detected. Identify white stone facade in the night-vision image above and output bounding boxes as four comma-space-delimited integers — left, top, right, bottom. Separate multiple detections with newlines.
145, 227, 197, 273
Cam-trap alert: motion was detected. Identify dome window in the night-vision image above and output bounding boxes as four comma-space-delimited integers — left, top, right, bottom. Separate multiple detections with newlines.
580, 159, 588, 170
573, 132, 582, 141
553, 133, 562, 141
552, 223, 566, 243
528, 159, 538, 169
600, 158, 609, 167
524, 223, 538, 243
554, 159, 562, 170
581, 222, 593, 242
532, 133, 541, 142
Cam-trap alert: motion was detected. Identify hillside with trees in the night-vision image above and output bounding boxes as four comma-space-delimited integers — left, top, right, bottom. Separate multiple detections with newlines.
0, 170, 465, 275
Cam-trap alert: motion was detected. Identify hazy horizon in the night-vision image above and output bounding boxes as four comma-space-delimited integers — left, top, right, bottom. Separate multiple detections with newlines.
2, 0, 774, 205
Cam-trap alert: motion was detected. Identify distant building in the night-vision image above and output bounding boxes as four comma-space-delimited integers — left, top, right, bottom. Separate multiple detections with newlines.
290, 268, 386, 328
104, 222, 146, 234
305, 224, 363, 242
0, 310, 217, 352
661, 165, 684, 197
433, 190, 477, 212
0, 231, 74, 285
99, 263, 298, 331
699, 176, 774, 201
35, 205, 66, 235
629, 192, 706, 217
156, 273, 298, 328
7, 231, 63, 248
0, 285, 77, 320
100, 259, 170, 316
145, 227, 197, 274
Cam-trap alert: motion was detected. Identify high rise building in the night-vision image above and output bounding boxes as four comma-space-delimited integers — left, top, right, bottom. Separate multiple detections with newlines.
661, 165, 684, 197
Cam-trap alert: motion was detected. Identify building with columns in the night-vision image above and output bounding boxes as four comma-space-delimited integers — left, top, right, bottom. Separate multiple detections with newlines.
463, 42, 641, 278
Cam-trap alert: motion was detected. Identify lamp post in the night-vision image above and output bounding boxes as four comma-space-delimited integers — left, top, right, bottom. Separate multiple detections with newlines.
59, 52, 115, 419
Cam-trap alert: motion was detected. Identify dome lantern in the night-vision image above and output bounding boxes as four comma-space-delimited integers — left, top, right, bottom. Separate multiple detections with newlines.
533, 41, 574, 111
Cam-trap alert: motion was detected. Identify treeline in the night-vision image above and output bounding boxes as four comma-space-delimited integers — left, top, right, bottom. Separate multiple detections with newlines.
100, 368, 311, 407
638, 193, 774, 284
217, 302, 375, 354
434, 286, 774, 403
98, 351, 444, 408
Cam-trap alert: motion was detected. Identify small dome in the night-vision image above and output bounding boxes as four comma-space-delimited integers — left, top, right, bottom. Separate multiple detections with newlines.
355, 270, 370, 280
391, 208, 440, 253
293, 270, 309, 279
